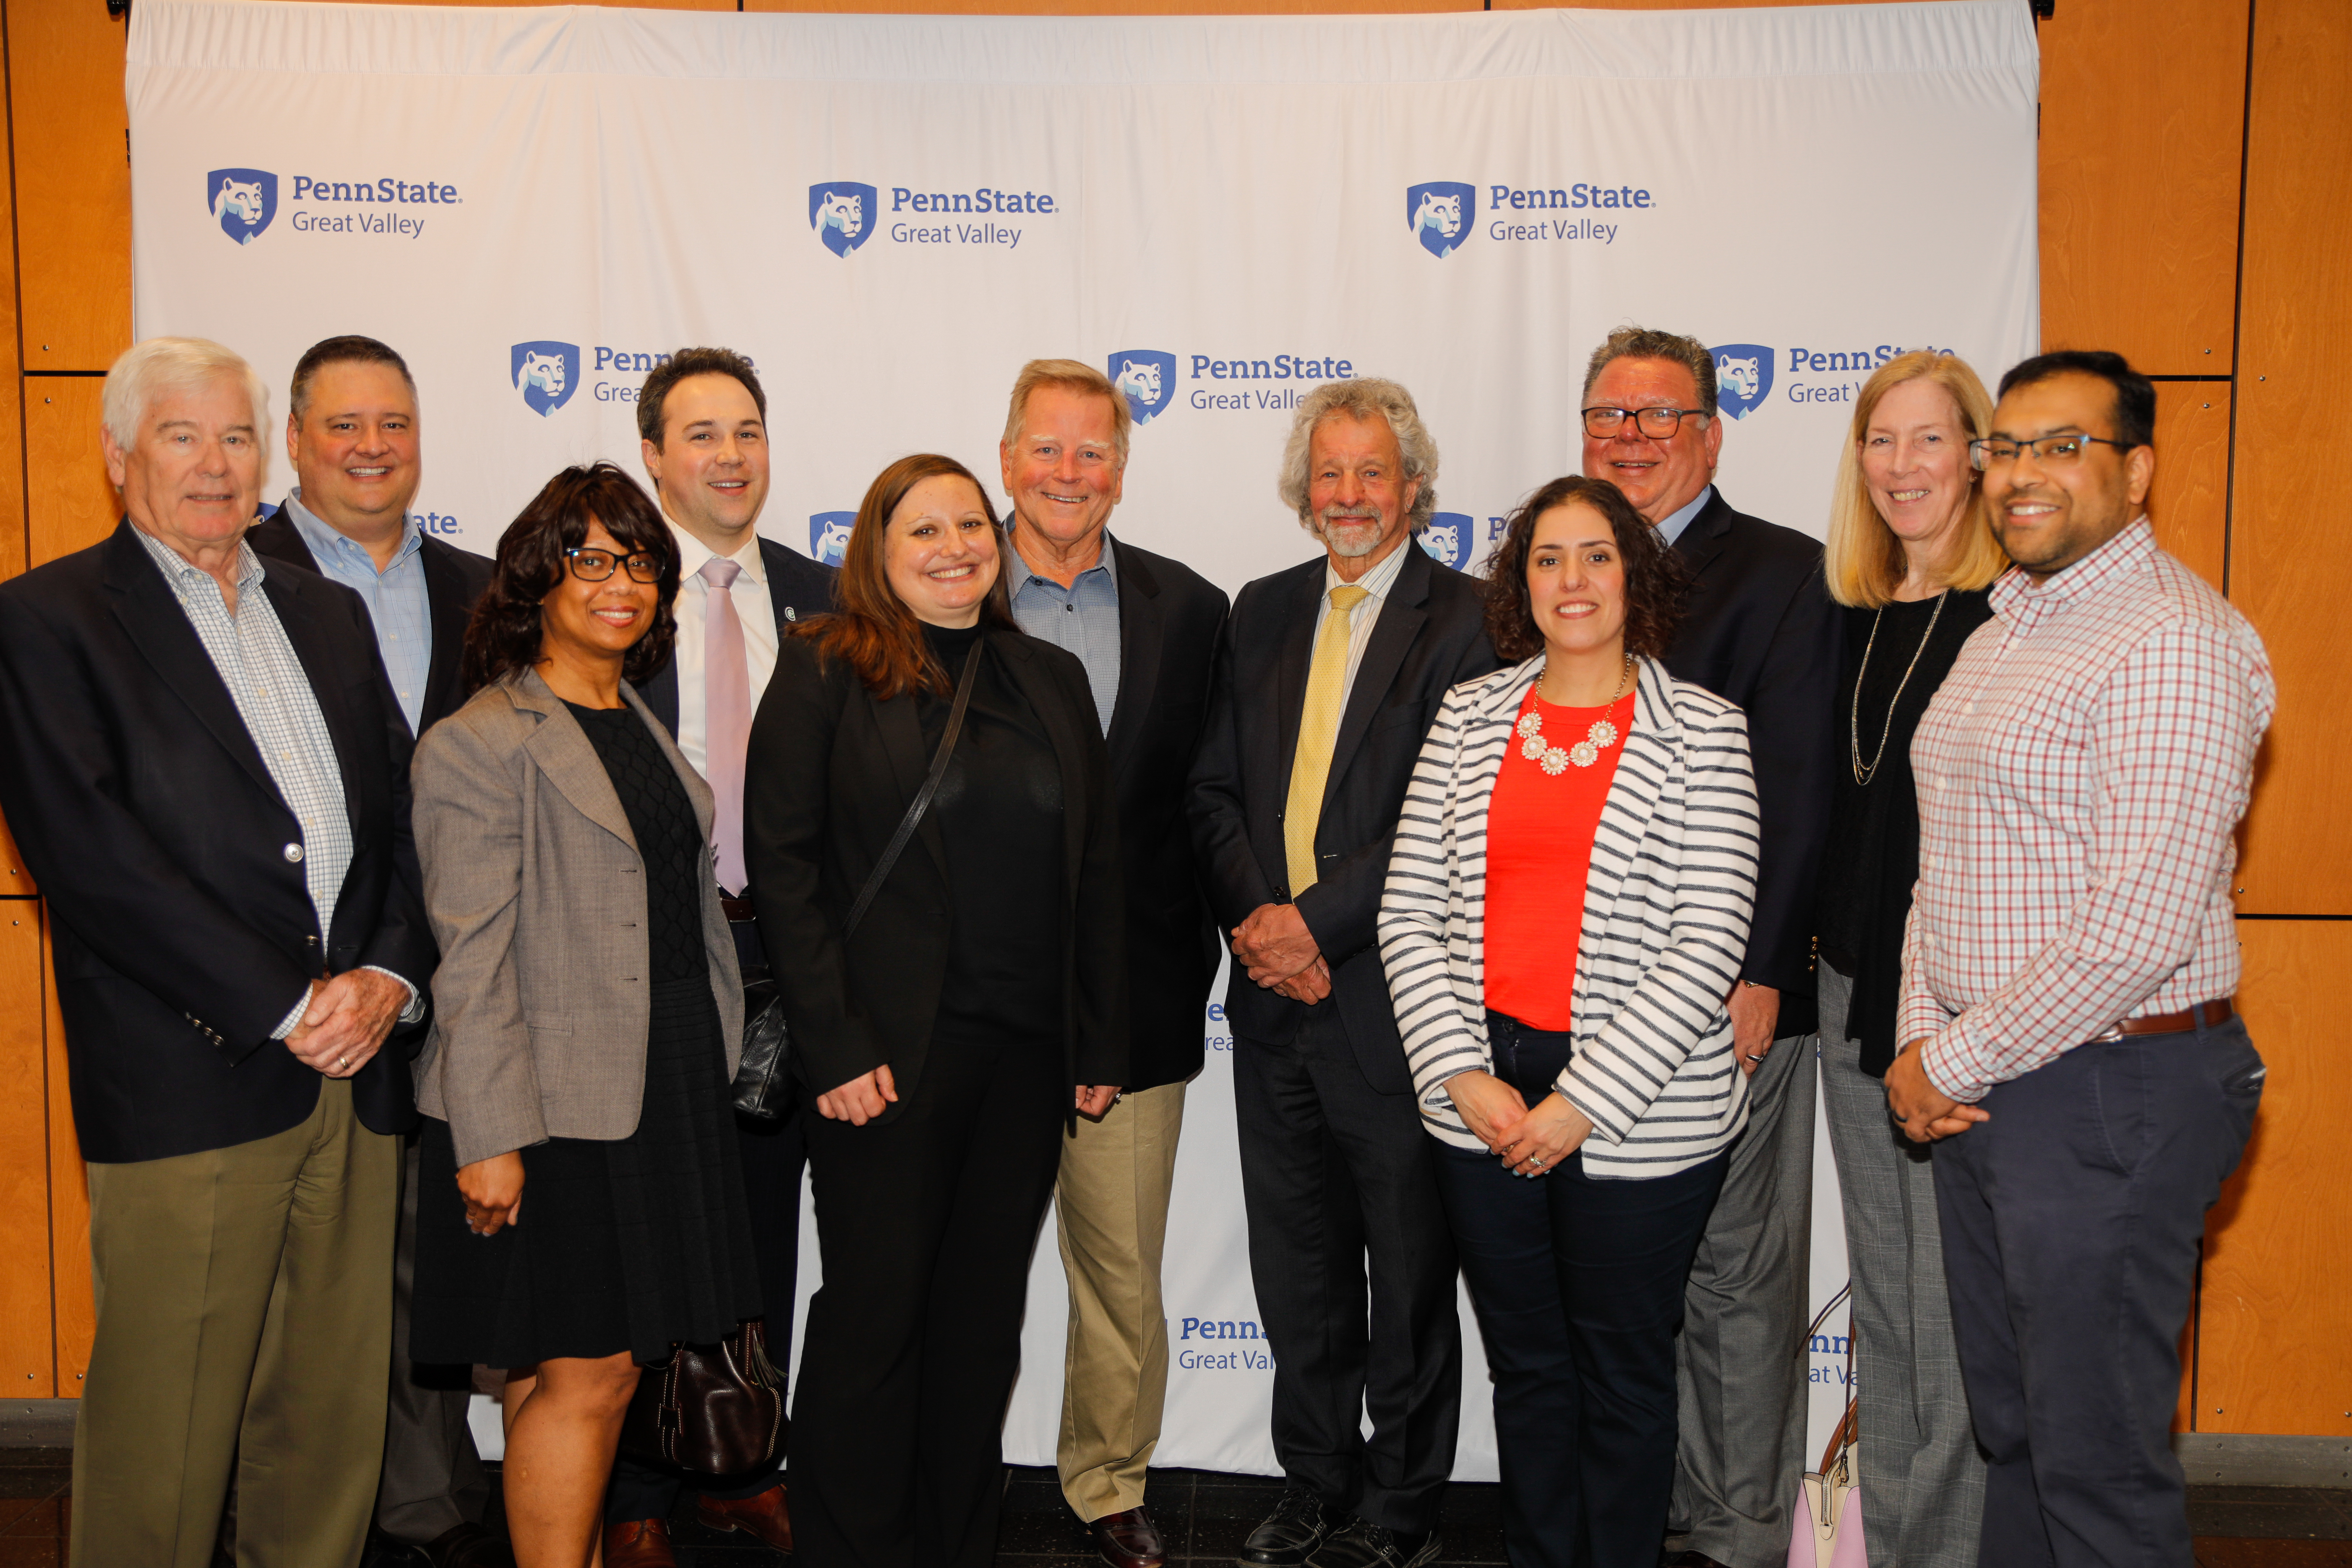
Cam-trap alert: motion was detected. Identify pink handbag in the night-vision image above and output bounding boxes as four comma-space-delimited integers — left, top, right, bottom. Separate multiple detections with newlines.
1788, 1288, 1867, 1568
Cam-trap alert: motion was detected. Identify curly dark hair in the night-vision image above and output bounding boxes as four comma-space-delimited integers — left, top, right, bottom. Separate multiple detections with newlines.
461, 462, 681, 695
1483, 475, 1690, 663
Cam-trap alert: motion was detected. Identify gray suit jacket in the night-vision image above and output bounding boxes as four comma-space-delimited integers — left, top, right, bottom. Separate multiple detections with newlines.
411, 666, 744, 1167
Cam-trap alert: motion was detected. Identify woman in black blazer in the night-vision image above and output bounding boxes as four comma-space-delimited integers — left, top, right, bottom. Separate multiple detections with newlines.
744, 452, 1126, 1568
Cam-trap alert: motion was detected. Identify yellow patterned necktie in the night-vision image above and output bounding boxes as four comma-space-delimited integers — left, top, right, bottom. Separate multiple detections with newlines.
1285, 584, 1371, 894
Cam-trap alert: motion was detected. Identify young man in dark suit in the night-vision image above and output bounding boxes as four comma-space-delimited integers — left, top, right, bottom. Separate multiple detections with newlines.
995, 360, 1229, 1568
602, 347, 835, 1568
0, 337, 433, 1568
243, 334, 506, 1568
1576, 327, 1841, 1568
1190, 380, 1496, 1568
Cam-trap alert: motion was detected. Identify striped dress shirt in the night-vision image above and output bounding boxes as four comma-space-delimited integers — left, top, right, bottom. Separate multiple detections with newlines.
1898, 521, 2276, 1101
1380, 654, 1760, 1177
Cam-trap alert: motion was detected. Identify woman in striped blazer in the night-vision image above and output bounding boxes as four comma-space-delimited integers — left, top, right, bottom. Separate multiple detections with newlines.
1378, 475, 1759, 1568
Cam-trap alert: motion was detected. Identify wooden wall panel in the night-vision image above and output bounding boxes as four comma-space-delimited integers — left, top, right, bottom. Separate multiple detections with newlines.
26, 382, 115, 571
2227, 0, 2351, 917
42, 922, 92, 1394
2196, 921, 2352, 1435
748, 0, 1473, 12
10, 0, 131, 371
2149, 384, 2228, 593
0, 809, 31, 898
0, 24, 24, 589
2037, 0, 2247, 373
0, 912, 54, 1396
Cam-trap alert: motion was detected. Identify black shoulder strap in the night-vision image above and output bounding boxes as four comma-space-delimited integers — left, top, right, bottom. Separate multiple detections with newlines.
841, 640, 982, 939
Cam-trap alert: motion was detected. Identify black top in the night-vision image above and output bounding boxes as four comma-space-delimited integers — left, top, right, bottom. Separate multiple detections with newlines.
565, 701, 709, 984
1813, 586, 1995, 1075
919, 622, 1066, 1046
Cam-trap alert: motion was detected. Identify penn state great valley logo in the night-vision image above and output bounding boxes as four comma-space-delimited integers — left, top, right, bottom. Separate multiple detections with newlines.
1405, 182, 1475, 260
809, 183, 878, 258
1107, 351, 1176, 427
808, 512, 855, 567
1711, 345, 1776, 420
509, 342, 581, 418
1418, 511, 1474, 570
206, 168, 278, 245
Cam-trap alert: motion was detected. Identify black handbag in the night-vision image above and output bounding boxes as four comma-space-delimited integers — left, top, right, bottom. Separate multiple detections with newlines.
730, 641, 983, 1119
618, 1318, 786, 1476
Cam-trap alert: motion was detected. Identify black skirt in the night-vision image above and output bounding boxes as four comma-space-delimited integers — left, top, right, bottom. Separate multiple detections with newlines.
410, 975, 764, 1369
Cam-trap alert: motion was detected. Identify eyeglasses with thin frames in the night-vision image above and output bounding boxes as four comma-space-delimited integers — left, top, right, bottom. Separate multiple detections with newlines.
1580, 405, 1706, 439
1967, 433, 2133, 472
564, 546, 663, 584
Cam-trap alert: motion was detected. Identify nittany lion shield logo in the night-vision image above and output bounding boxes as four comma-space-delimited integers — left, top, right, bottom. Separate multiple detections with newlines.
808, 512, 856, 568
509, 342, 581, 418
1418, 512, 1475, 571
1107, 351, 1178, 428
1711, 345, 1776, 420
1405, 182, 1475, 260
808, 183, 878, 258
206, 168, 278, 245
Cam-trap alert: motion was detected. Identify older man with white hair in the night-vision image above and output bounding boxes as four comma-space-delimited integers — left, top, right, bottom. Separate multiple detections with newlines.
1189, 379, 1496, 1568
0, 337, 431, 1568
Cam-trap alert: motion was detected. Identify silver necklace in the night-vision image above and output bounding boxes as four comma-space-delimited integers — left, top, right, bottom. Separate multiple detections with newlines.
1850, 589, 1948, 786
1520, 655, 1634, 775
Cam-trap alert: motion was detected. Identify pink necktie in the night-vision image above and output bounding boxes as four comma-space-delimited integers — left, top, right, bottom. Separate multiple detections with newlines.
699, 557, 751, 894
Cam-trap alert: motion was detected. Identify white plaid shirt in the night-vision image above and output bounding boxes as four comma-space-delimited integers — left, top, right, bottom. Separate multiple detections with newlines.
1898, 520, 2274, 1101
135, 528, 414, 1036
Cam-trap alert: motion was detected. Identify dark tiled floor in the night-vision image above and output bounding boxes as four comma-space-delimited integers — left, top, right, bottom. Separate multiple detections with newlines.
0, 1452, 2345, 1565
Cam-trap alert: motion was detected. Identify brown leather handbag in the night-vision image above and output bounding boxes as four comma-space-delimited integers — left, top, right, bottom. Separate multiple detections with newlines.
619, 1319, 785, 1476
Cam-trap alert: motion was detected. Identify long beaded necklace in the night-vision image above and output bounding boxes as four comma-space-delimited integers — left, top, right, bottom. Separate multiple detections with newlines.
1849, 588, 1949, 786
1517, 653, 1635, 775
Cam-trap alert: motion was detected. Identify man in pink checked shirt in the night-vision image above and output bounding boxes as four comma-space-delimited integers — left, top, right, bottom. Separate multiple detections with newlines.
1886, 350, 2274, 1568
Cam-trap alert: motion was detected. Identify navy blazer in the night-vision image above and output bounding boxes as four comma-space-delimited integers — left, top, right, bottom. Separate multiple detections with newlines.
1187, 540, 1497, 1093
0, 522, 435, 1162
1662, 489, 1841, 1035
247, 503, 495, 735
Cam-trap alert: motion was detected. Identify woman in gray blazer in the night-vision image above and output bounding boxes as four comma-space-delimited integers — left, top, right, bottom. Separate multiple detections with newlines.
408, 462, 759, 1568
1377, 476, 1759, 1568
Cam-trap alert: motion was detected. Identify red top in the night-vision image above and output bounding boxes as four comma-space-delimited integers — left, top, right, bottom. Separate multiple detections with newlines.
1483, 685, 1634, 1031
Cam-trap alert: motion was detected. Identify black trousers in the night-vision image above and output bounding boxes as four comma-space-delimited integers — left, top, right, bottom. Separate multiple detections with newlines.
1233, 1008, 1461, 1536
378, 1133, 491, 1546
1934, 1015, 2264, 1568
792, 1032, 1067, 1568
605, 1106, 808, 1519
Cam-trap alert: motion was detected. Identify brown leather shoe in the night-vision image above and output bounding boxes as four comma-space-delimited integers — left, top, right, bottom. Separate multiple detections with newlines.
697, 1480, 794, 1554
1089, 1505, 1167, 1568
602, 1517, 678, 1568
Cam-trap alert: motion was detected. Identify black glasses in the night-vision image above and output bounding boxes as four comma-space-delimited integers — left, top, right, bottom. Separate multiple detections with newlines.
1967, 433, 2133, 471
1581, 405, 1705, 439
564, 547, 662, 583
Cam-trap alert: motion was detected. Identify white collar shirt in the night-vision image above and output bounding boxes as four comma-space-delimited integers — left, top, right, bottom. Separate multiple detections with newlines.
665, 520, 781, 779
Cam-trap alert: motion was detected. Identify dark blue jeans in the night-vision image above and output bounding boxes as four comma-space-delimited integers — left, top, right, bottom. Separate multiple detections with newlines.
1432, 1012, 1728, 1568
1934, 1014, 2264, 1568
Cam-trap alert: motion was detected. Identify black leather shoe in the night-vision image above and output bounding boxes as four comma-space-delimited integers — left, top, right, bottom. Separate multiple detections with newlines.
1237, 1485, 1333, 1568
1306, 1519, 1440, 1568
1660, 1553, 1732, 1568
423, 1523, 517, 1568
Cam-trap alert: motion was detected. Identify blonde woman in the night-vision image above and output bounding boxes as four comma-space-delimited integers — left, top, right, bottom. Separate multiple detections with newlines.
1811, 350, 2007, 1566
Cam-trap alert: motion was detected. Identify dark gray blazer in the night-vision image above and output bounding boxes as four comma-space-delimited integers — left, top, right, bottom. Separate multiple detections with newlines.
411, 667, 744, 1167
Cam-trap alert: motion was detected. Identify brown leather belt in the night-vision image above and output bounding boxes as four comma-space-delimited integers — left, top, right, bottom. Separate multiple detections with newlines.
720, 893, 758, 924
2092, 998, 2233, 1041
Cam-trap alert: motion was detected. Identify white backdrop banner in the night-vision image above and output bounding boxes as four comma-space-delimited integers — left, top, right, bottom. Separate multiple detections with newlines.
129, 0, 2038, 1480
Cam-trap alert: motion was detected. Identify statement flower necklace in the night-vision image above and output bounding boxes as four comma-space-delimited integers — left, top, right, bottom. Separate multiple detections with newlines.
1518, 654, 1635, 775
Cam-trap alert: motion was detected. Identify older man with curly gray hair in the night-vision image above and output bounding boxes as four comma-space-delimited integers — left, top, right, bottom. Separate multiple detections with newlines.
1187, 378, 1496, 1568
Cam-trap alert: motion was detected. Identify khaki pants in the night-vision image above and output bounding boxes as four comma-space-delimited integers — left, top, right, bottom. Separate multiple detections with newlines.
1054, 1080, 1186, 1521
73, 1078, 399, 1568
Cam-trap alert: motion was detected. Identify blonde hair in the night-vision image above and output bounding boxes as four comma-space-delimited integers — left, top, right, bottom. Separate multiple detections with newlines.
1824, 351, 2007, 608
1001, 358, 1130, 466
102, 337, 271, 454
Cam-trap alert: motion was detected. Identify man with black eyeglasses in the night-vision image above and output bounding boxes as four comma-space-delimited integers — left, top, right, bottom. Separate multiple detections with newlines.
1889, 351, 2271, 1568
1575, 326, 1839, 1568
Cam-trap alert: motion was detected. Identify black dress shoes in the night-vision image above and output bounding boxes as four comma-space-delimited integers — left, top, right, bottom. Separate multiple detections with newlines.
1090, 1505, 1169, 1568
1306, 1519, 1440, 1568
1660, 1552, 1733, 1568
1236, 1485, 1333, 1568
420, 1522, 517, 1568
